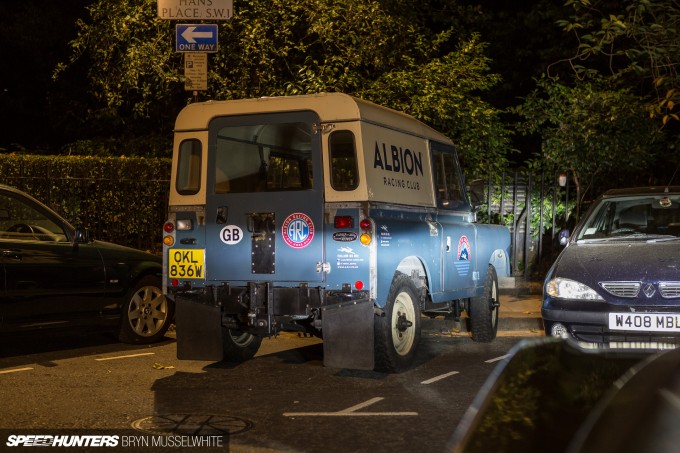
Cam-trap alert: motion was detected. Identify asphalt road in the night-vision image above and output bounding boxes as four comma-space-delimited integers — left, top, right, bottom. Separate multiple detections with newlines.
0, 326, 542, 452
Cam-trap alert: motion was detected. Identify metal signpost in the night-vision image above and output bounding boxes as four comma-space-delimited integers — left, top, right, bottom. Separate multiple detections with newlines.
157, 1, 231, 94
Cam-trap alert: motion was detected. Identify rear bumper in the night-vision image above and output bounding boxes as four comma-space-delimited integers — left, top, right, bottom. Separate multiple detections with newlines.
171, 282, 369, 335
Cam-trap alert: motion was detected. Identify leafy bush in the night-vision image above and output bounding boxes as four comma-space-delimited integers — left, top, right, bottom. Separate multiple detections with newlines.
0, 154, 170, 253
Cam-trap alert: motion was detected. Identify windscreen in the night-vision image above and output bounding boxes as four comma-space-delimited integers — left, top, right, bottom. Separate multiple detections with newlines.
577, 194, 680, 240
214, 122, 313, 193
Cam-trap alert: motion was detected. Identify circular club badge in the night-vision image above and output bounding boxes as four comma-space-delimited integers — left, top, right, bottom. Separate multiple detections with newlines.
282, 212, 315, 249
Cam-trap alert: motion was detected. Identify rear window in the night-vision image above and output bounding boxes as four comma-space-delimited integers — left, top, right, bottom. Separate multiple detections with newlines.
214, 122, 314, 193
176, 139, 202, 195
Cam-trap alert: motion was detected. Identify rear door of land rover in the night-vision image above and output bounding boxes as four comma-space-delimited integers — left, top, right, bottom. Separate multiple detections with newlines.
205, 111, 325, 284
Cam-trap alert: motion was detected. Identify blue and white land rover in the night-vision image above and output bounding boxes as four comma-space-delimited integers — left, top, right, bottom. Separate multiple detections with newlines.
163, 93, 510, 372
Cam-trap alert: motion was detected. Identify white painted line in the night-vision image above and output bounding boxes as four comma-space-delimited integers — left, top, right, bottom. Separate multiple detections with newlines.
95, 352, 156, 361
283, 397, 418, 417
338, 397, 385, 413
485, 354, 510, 364
0, 367, 34, 375
421, 371, 459, 385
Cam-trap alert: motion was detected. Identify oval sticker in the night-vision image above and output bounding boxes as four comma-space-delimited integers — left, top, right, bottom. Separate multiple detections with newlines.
333, 232, 358, 242
220, 225, 244, 245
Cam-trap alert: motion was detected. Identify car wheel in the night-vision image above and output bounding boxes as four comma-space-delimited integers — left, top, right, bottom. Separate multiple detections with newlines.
222, 328, 262, 363
118, 276, 174, 344
374, 273, 422, 372
469, 265, 499, 342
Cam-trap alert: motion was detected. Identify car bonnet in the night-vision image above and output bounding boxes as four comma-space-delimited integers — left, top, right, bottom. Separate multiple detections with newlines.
554, 240, 680, 285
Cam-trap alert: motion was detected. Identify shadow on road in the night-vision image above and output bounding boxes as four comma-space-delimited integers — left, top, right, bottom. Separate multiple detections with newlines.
0, 330, 175, 368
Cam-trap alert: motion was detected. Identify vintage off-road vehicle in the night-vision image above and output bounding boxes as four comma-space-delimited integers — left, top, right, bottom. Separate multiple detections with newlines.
163, 93, 510, 371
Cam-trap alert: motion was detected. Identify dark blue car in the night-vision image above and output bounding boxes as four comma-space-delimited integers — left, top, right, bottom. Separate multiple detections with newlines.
543, 186, 680, 350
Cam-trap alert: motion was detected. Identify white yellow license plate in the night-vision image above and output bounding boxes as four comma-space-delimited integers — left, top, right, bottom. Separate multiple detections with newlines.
168, 249, 205, 279
608, 313, 680, 332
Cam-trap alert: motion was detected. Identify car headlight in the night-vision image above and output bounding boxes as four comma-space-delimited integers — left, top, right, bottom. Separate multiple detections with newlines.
546, 278, 604, 300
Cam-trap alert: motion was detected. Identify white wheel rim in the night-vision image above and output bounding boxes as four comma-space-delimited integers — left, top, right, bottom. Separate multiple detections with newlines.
391, 291, 416, 356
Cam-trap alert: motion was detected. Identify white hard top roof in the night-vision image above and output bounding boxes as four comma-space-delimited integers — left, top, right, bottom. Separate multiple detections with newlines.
174, 92, 452, 144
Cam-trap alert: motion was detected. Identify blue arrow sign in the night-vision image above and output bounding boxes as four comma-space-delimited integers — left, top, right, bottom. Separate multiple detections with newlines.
176, 24, 218, 53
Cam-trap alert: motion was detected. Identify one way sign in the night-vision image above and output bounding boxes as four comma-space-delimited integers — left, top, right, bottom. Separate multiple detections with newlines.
176, 24, 218, 53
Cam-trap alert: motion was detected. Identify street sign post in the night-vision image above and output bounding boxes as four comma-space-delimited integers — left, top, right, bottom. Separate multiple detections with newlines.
158, 0, 233, 20
185, 53, 208, 91
176, 24, 218, 53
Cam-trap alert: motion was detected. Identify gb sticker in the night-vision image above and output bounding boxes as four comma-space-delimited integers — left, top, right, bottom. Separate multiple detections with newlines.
220, 225, 244, 245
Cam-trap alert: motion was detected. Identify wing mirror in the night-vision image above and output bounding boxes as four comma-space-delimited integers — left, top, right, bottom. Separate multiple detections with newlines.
469, 179, 485, 208
74, 227, 92, 244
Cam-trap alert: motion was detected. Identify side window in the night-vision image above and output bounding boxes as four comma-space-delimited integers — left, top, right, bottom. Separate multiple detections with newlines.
0, 193, 67, 242
176, 139, 202, 195
329, 130, 358, 191
432, 143, 466, 209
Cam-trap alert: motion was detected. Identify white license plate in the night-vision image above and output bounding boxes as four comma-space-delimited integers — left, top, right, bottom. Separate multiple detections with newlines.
608, 313, 680, 332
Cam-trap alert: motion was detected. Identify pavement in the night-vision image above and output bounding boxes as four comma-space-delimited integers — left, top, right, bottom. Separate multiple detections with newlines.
422, 279, 545, 336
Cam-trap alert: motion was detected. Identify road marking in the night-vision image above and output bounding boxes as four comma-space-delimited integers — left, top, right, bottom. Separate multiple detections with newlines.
95, 352, 156, 361
485, 354, 510, 364
0, 367, 34, 375
283, 397, 418, 417
421, 371, 459, 385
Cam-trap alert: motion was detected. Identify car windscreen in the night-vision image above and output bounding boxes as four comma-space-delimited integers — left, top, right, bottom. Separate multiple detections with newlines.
577, 194, 680, 241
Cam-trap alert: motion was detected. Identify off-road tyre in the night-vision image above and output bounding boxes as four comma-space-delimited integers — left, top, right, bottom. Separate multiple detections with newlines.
222, 328, 262, 363
469, 265, 499, 342
374, 273, 422, 372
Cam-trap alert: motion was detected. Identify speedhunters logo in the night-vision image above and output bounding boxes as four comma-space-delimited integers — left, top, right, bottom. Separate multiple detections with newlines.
5, 434, 224, 448
6, 435, 119, 447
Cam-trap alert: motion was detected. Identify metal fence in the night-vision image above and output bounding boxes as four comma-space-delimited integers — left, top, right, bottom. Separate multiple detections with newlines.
476, 170, 579, 279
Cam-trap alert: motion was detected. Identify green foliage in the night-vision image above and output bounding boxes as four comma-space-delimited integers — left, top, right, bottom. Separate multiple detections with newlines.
514, 75, 665, 214
363, 34, 512, 174
555, 0, 680, 125
0, 154, 170, 253
56, 0, 511, 172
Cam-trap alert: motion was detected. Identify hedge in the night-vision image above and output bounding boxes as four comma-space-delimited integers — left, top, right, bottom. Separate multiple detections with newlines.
0, 154, 171, 253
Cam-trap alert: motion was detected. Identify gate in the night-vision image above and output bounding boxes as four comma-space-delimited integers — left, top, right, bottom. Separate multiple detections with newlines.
475, 170, 579, 279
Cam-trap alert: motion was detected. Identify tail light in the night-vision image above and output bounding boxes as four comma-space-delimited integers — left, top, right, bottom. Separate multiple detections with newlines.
334, 216, 354, 229
163, 221, 175, 246
359, 218, 373, 245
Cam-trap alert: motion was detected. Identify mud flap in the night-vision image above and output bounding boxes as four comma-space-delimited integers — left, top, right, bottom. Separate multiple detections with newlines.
321, 299, 375, 370
176, 298, 223, 361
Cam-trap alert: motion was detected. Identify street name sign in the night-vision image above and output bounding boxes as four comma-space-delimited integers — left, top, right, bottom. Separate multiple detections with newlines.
176, 24, 218, 52
158, 0, 233, 20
